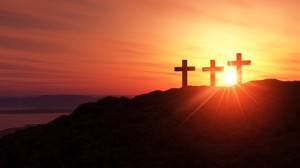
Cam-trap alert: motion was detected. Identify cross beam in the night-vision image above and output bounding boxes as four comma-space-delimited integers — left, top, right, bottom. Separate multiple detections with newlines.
202, 60, 224, 86
174, 60, 195, 87
227, 53, 251, 84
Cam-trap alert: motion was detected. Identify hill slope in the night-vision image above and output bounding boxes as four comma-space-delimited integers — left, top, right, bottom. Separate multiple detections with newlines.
0, 79, 300, 167
0, 95, 100, 111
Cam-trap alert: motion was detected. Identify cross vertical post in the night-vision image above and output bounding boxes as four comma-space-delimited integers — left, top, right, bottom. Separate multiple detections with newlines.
227, 53, 251, 84
202, 60, 224, 86
174, 60, 195, 87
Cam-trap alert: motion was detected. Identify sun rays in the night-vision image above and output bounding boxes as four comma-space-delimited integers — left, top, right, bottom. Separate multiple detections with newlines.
175, 84, 264, 130
223, 70, 237, 86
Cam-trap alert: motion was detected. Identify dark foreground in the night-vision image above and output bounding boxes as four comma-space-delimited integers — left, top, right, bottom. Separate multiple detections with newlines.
0, 79, 300, 167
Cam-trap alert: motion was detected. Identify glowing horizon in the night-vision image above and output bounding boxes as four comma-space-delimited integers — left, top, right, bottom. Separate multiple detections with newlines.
0, 0, 300, 96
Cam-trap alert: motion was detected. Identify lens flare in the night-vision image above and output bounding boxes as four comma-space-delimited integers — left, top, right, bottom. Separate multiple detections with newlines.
223, 70, 237, 86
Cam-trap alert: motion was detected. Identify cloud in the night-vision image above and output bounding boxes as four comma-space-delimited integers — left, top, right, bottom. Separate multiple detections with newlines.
0, 55, 62, 65
0, 60, 64, 74
129, 0, 200, 17
0, 35, 67, 53
0, 9, 86, 31
132, 0, 254, 29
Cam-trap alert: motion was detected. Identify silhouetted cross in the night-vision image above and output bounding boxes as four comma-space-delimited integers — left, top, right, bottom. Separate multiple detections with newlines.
202, 60, 224, 86
227, 53, 251, 84
174, 60, 195, 87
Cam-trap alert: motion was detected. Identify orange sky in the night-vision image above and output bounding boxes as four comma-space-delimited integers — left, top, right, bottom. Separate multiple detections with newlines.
0, 0, 300, 96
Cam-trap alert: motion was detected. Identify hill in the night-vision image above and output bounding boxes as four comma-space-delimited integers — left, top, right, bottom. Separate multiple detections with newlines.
0, 79, 300, 167
0, 95, 101, 112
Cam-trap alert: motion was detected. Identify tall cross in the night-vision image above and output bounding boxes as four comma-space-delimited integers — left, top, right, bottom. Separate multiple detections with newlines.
227, 53, 251, 84
202, 60, 224, 86
174, 60, 195, 87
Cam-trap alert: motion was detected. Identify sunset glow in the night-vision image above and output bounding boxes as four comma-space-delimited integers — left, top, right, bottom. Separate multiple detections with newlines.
223, 70, 237, 86
0, 1, 300, 96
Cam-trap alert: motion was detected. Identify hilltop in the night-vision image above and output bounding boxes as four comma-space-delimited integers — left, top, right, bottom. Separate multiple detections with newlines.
0, 79, 300, 167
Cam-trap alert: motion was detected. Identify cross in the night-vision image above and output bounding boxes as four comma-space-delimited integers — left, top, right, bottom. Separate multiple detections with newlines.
202, 60, 224, 86
174, 60, 195, 87
227, 53, 251, 84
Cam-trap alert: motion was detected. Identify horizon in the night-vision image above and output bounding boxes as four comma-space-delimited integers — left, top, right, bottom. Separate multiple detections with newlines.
1, 1, 300, 96
0, 78, 299, 97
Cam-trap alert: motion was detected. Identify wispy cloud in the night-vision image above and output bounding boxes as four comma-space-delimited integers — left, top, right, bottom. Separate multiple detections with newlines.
0, 9, 85, 31
0, 35, 67, 53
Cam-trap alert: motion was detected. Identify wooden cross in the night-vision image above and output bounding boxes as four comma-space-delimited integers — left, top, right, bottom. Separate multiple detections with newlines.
227, 53, 251, 84
174, 60, 195, 87
202, 60, 224, 86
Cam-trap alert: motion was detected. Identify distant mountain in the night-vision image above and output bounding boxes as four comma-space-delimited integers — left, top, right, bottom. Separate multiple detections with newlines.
0, 79, 300, 167
0, 95, 102, 112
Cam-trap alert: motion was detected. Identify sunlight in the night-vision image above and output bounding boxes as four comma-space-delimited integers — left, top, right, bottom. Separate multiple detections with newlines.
223, 70, 237, 86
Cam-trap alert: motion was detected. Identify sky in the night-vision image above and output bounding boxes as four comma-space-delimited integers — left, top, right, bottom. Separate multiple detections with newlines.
0, 0, 300, 96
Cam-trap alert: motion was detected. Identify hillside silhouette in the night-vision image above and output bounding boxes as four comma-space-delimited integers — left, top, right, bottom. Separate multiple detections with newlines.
0, 95, 100, 111
0, 79, 300, 167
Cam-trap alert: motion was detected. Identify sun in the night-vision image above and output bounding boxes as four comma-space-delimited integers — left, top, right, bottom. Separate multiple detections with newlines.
223, 70, 237, 86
